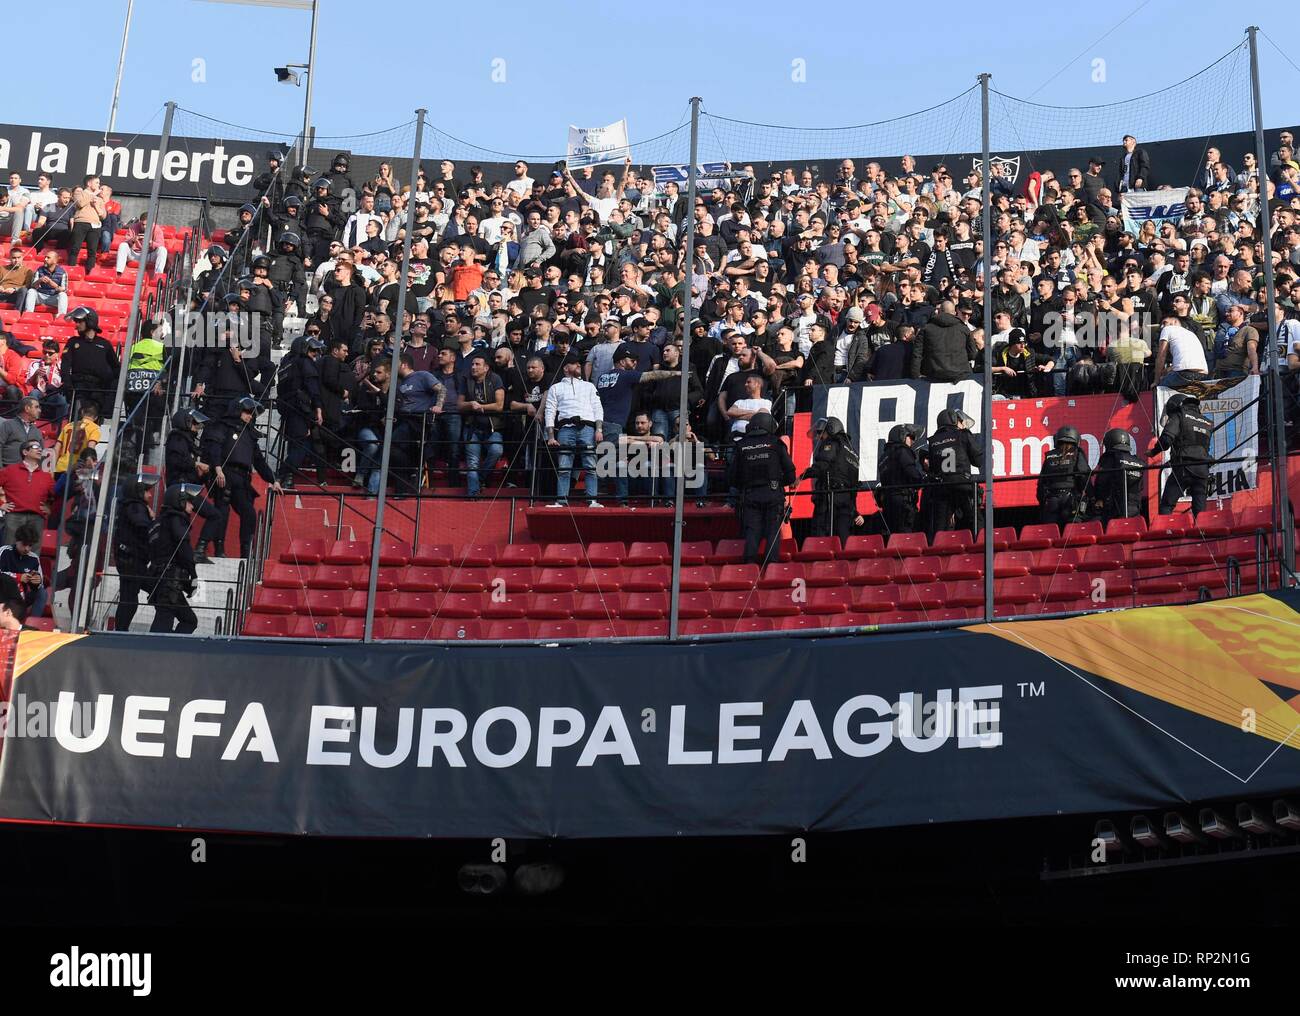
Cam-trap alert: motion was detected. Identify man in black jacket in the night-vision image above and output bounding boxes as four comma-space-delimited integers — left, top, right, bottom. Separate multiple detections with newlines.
911, 300, 977, 382
1115, 135, 1151, 193
319, 339, 352, 481
62, 306, 119, 416
324, 260, 367, 353
277, 337, 324, 488
1089, 428, 1144, 525
802, 416, 862, 542
196, 398, 283, 560
113, 479, 154, 632
304, 177, 343, 264
922, 409, 984, 539
148, 483, 202, 634
878, 424, 925, 534
1151, 392, 1212, 516
164, 408, 209, 486
729, 411, 795, 566
1037, 426, 1090, 526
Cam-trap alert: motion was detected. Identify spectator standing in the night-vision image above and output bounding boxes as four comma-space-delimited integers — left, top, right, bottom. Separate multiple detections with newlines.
0, 439, 54, 545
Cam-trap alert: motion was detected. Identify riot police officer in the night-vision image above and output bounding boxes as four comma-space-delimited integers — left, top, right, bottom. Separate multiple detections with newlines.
62, 306, 120, 417
878, 424, 926, 534
1151, 392, 1213, 516
196, 398, 283, 560
277, 336, 324, 488
195, 245, 231, 308
286, 164, 316, 204
113, 479, 155, 632
251, 149, 286, 214
1090, 428, 1144, 525
225, 202, 260, 277
1037, 425, 1091, 526
244, 254, 286, 347
729, 411, 796, 566
327, 153, 356, 204
802, 416, 862, 542
268, 231, 308, 318
148, 483, 202, 634
305, 177, 343, 264
165, 407, 209, 486
922, 409, 984, 539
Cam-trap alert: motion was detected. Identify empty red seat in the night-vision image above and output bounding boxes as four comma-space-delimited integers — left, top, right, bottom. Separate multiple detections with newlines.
306, 564, 354, 590
1061, 521, 1103, 547
1016, 524, 1059, 550
1130, 544, 1172, 571
540, 543, 583, 567
576, 567, 624, 593
380, 618, 434, 640
536, 621, 580, 639
411, 543, 454, 566
905, 557, 942, 583
396, 566, 447, 591
574, 593, 623, 619
533, 567, 578, 592
494, 567, 536, 592
804, 587, 852, 615
1188, 510, 1233, 538
1146, 514, 1192, 540
1094, 570, 1135, 599
852, 586, 898, 612
1220, 536, 1259, 564
1184, 568, 1227, 593
341, 591, 381, 617
827, 612, 876, 628
847, 558, 890, 585
621, 592, 668, 619
1134, 571, 1185, 595
300, 591, 343, 618
796, 536, 841, 561
624, 620, 669, 638
730, 616, 776, 633
945, 580, 986, 608
387, 592, 438, 617
437, 592, 485, 618
708, 539, 746, 565
1027, 549, 1080, 575
627, 541, 670, 565
757, 562, 805, 589
243, 614, 289, 637
973, 526, 1017, 552
807, 560, 850, 587
897, 582, 946, 611
680, 618, 727, 636
457, 543, 498, 567
584, 541, 626, 566
678, 541, 712, 566
430, 619, 483, 640
942, 554, 984, 580
843, 534, 884, 559
745, 589, 795, 617
711, 591, 757, 618
261, 564, 305, 588
280, 538, 325, 565
780, 614, 829, 630
581, 621, 628, 639
376, 540, 411, 567
251, 587, 301, 615
886, 532, 928, 558
930, 530, 974, 555
498, 544, 542, 566
676, 592, 713, 619
715, 564, 760, 590
286, 616, 360, 639
1042, 574, 1090, 603
483, 620, 534, 640
1099, 516, 1146, 544
482, 595, 528, 620
1170, 544, 1216, 568
445, 567, 492, 592
526, 593, 575, 619
995, 577, 1041, 605
1076, 545, 1127, 572
324, 540, 369, 565
1232, 506, 1272, 535
678, 565, 716, 591
624, 566, 670, 592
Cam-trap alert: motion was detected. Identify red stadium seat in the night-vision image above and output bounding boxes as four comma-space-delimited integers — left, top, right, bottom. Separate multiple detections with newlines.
973, 527, 1018, 553
305, 565, 355, 590
754, 590, 800, 617
377, 539, 411, 567
1016, 524, 1059, 550
1095, 570, 1135, 599
896, 582, 946, 611
1146, 514, 1192, 540
803, 587, 852, 615
387, 592, 438, 618
299, 591, 345, 618
1133, 570, 1185, 595
678, 565, 716, 591
396, 566, 447, 592
903, 557, 942, 583
430, 620, 484, 640
730, 616, 776, 633
498, 544, 542, 567
1042, 574, 1090, 603
678, 541, 712, 566
526, 593, 575, 619
757, 562, 805, 589
411, 543, 454, 567
875, 612, 914, 626
574, 593, 622, 619
581, 621, 628, 639
261, 564, 305, 589
1130, 543, 1172, 571
711, 591, 757, 618
1098, 516, 1146, 545
533, 567, 579, 592
1061, 521, 1103, 547
536, 621, 581, 639
286, 616, 358, 639
843, 534, 885, 559
1188, 510, 1233, 538
715, 564, 760, 590
708, 539, 746, 565
680, 619, 727, 636
251, 587, 301, 615
341, 591, 382, 617
323, 540, 369, 565
994, 577, 1041, 605
280, 538, 325, 565
540, 543, 584, 567
624, 621, 669, 638
942, 554, 984, 580
945, 580, 985, 608
1027, 548, 1080, 575
457, 543, 498, 567
1076, 545, 1127, 572
676, 592, 713, 619
437, 592, 485, 618
1170, 544, 1216, 568
584, 541, 626, 566
492, 567, 534, 592
806, 560, 850, 587
380, 618, 434, 640
929, 530, 974, 556
243, 614, 289, 637
627, 541, 670, 566
1231, 506, 1272, 535
483, 620, 534, 640
886, 532, 928, 558
576, 567, 625, 593
827, 613, 876, 628
623, 566, 670, 592
850, 559, 894, 585
482, 595, 528, 620
795, 536, 841, 561
445, 567, 492, 592
621, 592, 669, 619
780, 614, 829, 630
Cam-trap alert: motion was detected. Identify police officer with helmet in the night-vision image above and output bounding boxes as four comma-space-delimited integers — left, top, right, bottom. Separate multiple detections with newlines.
729, 411, 796, 566
1036, 425, 1091, 526
922, 408, 984, 539
147, 483, 203, 634
1090, 428, 1144, 525
165, 407, 210, 487
802, 416, 863, 542
113, 478, 155, 633
878, 424, 926, 534
196, 397, 283, 561
1151, 392, 1213, 516
269, 230, 308, 318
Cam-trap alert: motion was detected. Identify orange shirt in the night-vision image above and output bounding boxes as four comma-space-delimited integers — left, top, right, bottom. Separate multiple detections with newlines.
451, 262, 485, 302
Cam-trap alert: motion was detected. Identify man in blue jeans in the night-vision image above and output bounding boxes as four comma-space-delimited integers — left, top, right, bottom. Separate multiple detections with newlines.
460, 353, 504, 498
543, 354, 604, 507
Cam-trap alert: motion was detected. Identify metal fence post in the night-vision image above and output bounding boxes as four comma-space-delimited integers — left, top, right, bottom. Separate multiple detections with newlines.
980, 74, 996, 621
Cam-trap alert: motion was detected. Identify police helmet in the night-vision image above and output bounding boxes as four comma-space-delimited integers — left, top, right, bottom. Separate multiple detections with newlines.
748, 411, 777, 435
206, 244, 227, 261
936, 409, 957, 428
332, 153, 350, 170
1165, 392, 1198, 414
1103, 428, 1133, 453
163, 483, 204, 512
237, 276, 254, 292
172, 408, 209, 431
283, 194, 302, 211
952, 409, 976, 429
266, 149, 284, 163
903, 424, 925, 442
888, 424, 907, 444
223, 292, 244, 306
1054, 425, 1081, 446
279, 232, 301, 252
251, 255, 272, 273
234, 396, 261, 415
294, 165, 313, 180
67, 306, 99, 331
313, 177, 332, 191
304, 337, 326, 353
238, 202, 257, 218
818, 417, 845, 439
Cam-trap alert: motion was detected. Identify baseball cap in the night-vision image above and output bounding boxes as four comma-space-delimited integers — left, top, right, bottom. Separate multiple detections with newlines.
614, 343, 638, 362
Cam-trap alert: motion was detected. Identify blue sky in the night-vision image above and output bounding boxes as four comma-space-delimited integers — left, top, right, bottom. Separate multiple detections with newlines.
16, 0, 1300, 157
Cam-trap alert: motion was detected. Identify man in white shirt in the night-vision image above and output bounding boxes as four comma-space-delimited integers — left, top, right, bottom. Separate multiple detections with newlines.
504, 160, 534, 199
543, 354, 605, 507
1154, 314, 1209, 387
342, 193, 384, 249
726, 374, 773, 437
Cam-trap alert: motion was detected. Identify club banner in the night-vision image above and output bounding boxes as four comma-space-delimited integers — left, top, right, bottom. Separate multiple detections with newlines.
1121, 187, 1190, 236
0, 593, 1298, 839
1153, 375, 1260, 506
651, 163, 730, 190
566, 120, 630, 169
797, 382, 1153, 517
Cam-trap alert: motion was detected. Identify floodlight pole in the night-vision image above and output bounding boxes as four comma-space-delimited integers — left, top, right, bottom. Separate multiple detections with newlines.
107, 0, 136, 139
979, 73, 996, 620
301, 0, 318, 166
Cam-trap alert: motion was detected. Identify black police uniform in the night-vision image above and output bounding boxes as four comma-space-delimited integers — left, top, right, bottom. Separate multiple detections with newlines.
269, 244, 308, 316
195, 256, 230, 307
803, 419, 861, 542
61, 332, 120, 414
242, 273, 285, 355
1036, 442, 1090, 526
1090, 440, 1144, 525
305, 186, 344, 264
148, 494, 199, 634
113, 483, 154, 632
729, 414, 796, 565
879, 425, 925, 534
198, 406, 277, 558
1154, 397, 1213, 515
224, 205, 260, 277
277, 349, 323, 484
195, 342, 258, 422
922, 415, 984, 539
165, 421, 204, 487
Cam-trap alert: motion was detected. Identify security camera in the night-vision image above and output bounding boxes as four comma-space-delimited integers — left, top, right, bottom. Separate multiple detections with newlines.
274, 67, 301, 86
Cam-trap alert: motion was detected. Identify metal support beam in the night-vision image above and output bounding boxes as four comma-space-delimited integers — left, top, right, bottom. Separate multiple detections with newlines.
980, 73, 996, 620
